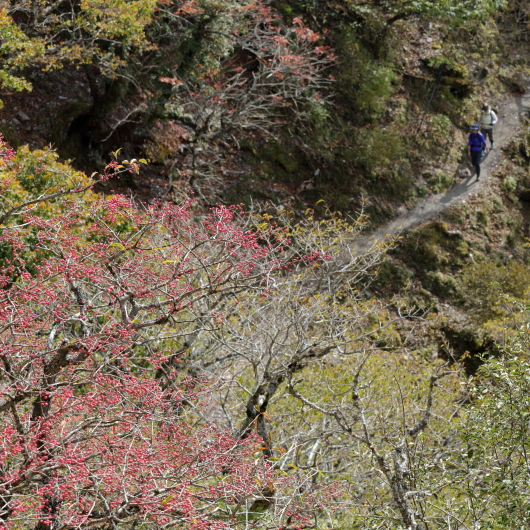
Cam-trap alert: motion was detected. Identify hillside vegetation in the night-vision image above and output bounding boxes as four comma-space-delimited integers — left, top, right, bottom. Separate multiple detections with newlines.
1, 1, 530, 529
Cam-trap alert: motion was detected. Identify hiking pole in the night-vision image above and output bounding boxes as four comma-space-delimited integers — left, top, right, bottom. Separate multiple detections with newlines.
416, 68, 444, 134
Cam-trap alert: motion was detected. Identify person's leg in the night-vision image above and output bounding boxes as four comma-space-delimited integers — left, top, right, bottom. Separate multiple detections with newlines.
471, 151, 481, 179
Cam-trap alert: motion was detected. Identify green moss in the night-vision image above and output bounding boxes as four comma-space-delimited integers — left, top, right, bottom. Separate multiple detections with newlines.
259, 141, 298, 173
306, 100, 331, 129
253, 141, 305, 183
356, 128, 407, 174
374, 260, 414, 291
363, 203, 394, 225
425, 56, 469, 78
428, 170, 453, 193
239, 138, 258, 156
335, 27, 397, 122
460, 259, 530, 320
455, 239, 469, 258
417, 185, 429, 197
502, 175, 518, 193
397, 221, 470, 273
356, 66, 397, 120
276, 2, 293, 16
424, 271, 461, 298
446, 212, 464, 225
492, 196, 504, 210
424, 56, 475, 98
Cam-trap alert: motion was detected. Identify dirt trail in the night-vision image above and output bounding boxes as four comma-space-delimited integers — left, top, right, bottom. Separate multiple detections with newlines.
352, 85, 530, 252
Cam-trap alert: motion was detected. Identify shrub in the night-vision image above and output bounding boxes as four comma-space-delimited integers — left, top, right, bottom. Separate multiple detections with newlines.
0, 145, 100, 272
428, 170, 453, 193
460, 258, 530, 319
356, 65, 397, 121
502, 175, 518, 192
356, 128, 406, 173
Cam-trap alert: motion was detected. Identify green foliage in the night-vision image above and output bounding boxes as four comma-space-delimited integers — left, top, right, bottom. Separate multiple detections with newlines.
306, 99, 331, 129
330, 26, 404, 180
460, 258, 530, 320
356, 66, 396, 120
0, 9, 45, 98
260, 142, 300, 176
374, 259, 414, 291
80, 0, 156, 50
276, 2, 294, 16
1, 146, 91, 200
502, 175, 518, 192
416, 184, 428, 197
398, 222, 469, 273
460, 332, 530, 528
429, 113, 454, 145
356, 129, 406, 173
0, 146, 98, 271
271, 349, 463, 527
425, 55, 475, 100
424, 270, 460, 298
6, 0, 156, 76
388, 0, 507, 23
425, 56, 469, 78
477, 209, 489, 225
336, 28, 397, 123
428, 170, 453, 193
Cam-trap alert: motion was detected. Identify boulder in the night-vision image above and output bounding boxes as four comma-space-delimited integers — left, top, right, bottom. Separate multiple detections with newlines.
16, 110, 30, 122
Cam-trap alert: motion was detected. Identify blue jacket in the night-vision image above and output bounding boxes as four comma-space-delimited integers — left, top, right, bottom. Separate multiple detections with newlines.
468, 132, 486, 151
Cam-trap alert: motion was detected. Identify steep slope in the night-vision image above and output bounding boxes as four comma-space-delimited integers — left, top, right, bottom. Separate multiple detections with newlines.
354, 81, 530, 251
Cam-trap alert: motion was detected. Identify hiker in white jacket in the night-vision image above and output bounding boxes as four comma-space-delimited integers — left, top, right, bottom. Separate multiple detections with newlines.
479, 103, 498, 152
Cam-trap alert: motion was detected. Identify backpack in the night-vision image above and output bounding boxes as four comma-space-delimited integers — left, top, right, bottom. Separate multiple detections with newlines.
480, 110, 498, 127
469, 132, 485, 149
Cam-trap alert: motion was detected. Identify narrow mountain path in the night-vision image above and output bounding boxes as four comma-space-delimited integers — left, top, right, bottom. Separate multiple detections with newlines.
353, 85, 530, 252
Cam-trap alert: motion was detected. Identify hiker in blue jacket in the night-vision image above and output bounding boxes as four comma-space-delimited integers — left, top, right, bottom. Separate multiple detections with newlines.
468, 124, 487, 181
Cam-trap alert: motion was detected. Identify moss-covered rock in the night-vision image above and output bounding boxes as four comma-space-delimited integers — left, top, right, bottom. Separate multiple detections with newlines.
396, 221, 469, 272
260, 141, 299, 174
425, 56, 474, 98
374, 259, 414, 291
424, 271, 461, 298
